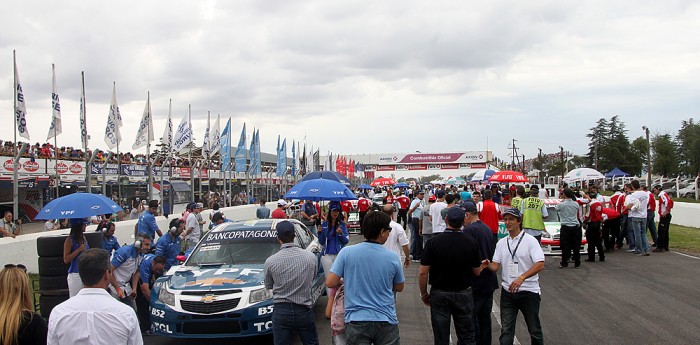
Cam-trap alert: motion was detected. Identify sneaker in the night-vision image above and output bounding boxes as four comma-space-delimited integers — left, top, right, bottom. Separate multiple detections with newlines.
644, 252, 650, 256
559, 264, 568, 268
636, 252, 643, 256
626, 249, 636, 253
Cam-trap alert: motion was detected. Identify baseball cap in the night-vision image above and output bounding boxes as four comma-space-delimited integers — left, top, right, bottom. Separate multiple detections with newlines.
329, 202, 341, 211
70, 217, 90, 226
428, 195, 436, 202
417, 190, 425, 195
529, 184, 539, 191
445, 207, 466, 225
195, 202, 204, 209
502, 208, 522, 219
435, 190, 445, 198
457, 201, 477, 213
275, 221, 295, 237
277, 199, 287, 206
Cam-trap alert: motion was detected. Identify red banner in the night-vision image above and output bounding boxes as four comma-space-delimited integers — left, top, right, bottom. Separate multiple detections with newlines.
409, 164, 428, 170
376, 165, 396, 171
441, 164, 459, 169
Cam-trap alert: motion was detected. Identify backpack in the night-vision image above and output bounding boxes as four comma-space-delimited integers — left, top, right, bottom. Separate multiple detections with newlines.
330, 285, 346, 334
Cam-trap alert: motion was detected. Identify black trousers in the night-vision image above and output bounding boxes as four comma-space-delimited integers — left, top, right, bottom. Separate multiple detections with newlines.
473, 291, 495, 345
559, 225, 581, 266
657, 214, 672, 250
136, 286, 150, 332
603, 217, 620, 250
586, 222, 605, 261
397, 209, 408, 228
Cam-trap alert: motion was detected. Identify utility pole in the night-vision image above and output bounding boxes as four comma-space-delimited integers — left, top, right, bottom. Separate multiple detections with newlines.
642, 126, 651, 187
522, 154, 525, 173
560, 146, 565, 179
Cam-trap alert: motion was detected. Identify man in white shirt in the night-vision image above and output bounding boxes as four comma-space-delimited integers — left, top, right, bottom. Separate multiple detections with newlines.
485, 208, 545, 345
48, 249, 143, 345
381, 204, 410, 267
184, 204, 203, 250
625, 180, 650, 256
429, 190, 447, 234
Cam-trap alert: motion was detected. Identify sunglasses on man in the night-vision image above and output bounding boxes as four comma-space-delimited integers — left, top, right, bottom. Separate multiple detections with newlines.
4, 264, 27, 273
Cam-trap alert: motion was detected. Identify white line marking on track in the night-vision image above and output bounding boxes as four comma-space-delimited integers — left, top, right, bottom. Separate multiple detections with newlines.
493, 300, 520, 345
672, 251, 700, 260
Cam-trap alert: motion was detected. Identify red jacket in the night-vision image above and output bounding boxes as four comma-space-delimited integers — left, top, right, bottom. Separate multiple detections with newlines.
358, 198, 370, 212
647, 192, 656, 212
478, 200, 501, 234
396, 195, 410, 209
588, 200, 603, 222
340, 201, 352, 213
602, 207, 620, 220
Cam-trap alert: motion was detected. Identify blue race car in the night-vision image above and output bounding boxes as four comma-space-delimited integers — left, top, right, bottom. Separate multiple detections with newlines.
150, 219, 325, 338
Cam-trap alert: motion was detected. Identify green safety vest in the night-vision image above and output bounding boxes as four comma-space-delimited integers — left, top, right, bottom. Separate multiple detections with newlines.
522, 197, 545, 231
511, 196, 523, 209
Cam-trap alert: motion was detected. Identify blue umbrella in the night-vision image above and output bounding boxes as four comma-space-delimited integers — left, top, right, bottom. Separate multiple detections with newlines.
358, 184, 373, 189
284, 179, 357, 201
300, 170, 352, 187
35, 192, 124, 220
394, 182, 409, 188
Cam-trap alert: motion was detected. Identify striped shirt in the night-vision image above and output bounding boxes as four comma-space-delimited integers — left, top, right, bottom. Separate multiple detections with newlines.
264, 243, 318, 307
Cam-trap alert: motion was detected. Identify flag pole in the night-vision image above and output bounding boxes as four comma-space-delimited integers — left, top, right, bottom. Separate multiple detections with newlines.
13, 50, 19, 221
188, 104, 194, 201
52, 63, 60, 198
147, 91, 153, 201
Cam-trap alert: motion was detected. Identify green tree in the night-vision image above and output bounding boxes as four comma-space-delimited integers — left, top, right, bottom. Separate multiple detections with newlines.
652, 133, 678, 176
676, 119, 700, 176
587, 118, 608, 168
629, 136, 647, 176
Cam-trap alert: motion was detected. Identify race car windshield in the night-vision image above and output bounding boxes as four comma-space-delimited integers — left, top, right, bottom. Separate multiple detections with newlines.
186, 235, 280, 266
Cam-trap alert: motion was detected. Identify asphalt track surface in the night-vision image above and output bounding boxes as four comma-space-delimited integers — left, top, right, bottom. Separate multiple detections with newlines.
146, 233, 700, 345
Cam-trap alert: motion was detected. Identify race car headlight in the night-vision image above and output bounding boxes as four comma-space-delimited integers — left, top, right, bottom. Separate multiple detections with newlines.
249, 288, 273, 304
159, 287, 176, 306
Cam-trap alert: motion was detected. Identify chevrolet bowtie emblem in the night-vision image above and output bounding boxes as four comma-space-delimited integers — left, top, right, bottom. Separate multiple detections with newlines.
201, 294, 217, 303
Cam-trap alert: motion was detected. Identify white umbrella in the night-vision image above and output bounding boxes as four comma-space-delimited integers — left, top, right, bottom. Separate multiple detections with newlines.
470, 169, 499, 182
563, 168, 605, 183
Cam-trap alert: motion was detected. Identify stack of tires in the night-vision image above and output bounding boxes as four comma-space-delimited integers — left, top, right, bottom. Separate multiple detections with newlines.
36, 232, 104, 319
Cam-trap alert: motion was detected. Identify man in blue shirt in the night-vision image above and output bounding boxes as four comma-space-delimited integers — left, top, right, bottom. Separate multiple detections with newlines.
137, 254, 166, 335
155, 218, 184, 270
137, 200, 163, 240
326, 211, 405, 345
100, 221, 121, 255
108, 234, 152, 311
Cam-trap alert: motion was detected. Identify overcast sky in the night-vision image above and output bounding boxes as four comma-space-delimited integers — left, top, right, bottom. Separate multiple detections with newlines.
1, 0, 698, 164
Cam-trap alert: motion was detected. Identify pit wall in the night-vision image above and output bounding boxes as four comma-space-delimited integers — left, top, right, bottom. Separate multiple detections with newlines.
0, 202, 278, 273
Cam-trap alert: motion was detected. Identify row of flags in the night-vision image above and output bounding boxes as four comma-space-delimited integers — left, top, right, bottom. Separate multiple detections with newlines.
12, 52, 328, 177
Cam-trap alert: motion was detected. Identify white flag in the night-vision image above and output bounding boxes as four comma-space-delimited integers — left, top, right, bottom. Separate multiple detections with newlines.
104, 82, 122, 149
210, 114, 221, 156
161, 99, 173, 150
79, 71, 88, 149
202, 112, 211, 159
132, 92, 154, 150
14, 52, 30, 140
172, 107, 192, 153
47, 63, 62, 141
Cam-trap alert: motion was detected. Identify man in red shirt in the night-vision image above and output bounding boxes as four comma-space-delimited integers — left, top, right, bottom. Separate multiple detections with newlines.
357, 196, 371, 231
653, 185, 673, 252
476, 189, 501, 249
396, 193, 411, 229
271, 199, 288, 219
610, 186, 628, 249
340, 200, 352, 221
644, 187, 658, 247
585, 197, 604, 262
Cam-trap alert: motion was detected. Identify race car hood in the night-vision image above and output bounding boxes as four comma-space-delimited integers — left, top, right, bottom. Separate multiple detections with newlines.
165, 264, 266, 291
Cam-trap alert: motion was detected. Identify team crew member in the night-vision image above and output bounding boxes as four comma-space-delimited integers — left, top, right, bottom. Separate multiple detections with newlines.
626, 180, 650, 256
519, 185, 547, 243
556, 189, 583, 268
155, 218, 184, 270
109, 235, 152, 311
478, 189, 502, 247
272, 199, 288, 219
420, 207, 488, 344
264, 221, 320, 345
485, 208, 545, 345
653, 185, 673, 252
601, 206, 620, 252
408, 191, 424, 261
136, 200, 163, 240
136, 254, 166, 335
511, 186, 526, 209
340, 200, 353, 221
396, 193, 411, 229
585, 195, 605, 262
645, 187, 658, 247
357, 195, 371, 231
48, 249, 143, 345
184, 204, 203, 250
101, 221, 121, 255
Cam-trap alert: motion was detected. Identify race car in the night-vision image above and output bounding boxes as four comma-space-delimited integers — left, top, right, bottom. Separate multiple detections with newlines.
149, 219, 325, 338
498, 199, 588, 255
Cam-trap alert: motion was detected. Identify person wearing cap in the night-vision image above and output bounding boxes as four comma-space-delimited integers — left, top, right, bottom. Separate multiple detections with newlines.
462, 201, 499, 345
184, 203, 203, 250
419, 207, 489, 345
136, 200, 163, 240
264, 221, 319, 344
407, 190, 425, 262
326, 211, 405, 344
519, 185, 548, 243
422, 195, 436, 246
484, 208, 545, 345
318, 202, 349, 285
429, 190, 447, 234
63, 218, 91, 297
272, 199, 289, 219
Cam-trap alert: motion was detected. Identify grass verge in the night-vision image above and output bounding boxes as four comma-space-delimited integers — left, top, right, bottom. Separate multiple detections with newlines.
669, 224, 700, 254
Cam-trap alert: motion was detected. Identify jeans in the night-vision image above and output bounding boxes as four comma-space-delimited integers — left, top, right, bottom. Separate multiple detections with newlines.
499, 289, 543, 345
423, 234, 434, 248
626, 215, 637, 249
473, 291, 494, 345
410, 218, 423, 259
272, 303, 319, 345
657, 214, 672, 250
430, 288, 475, 345
629, 217, 650, 254
646, 212, 658, 244
346, 321, 399, 345
559, 225, 581, 267
586, 222, 604, 261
